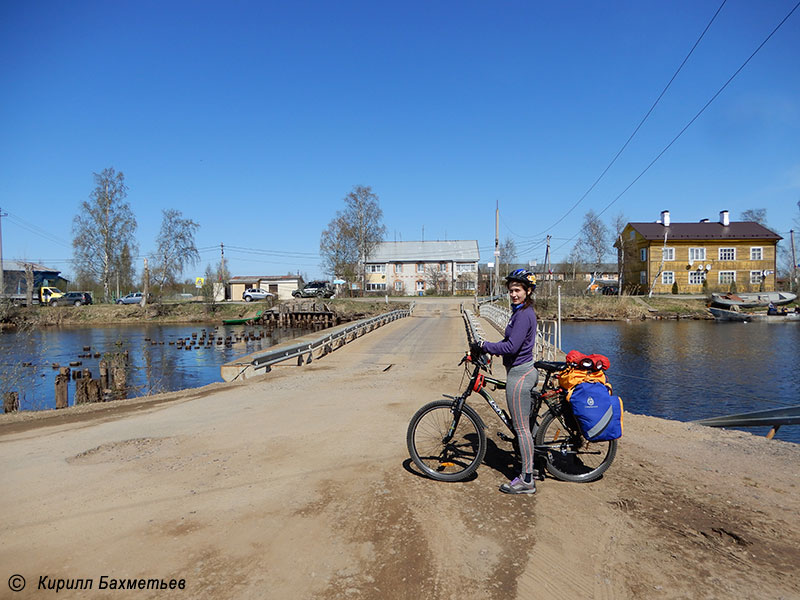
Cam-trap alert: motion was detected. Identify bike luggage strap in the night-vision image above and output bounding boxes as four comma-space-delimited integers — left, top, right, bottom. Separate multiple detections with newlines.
534, 361, 567, 373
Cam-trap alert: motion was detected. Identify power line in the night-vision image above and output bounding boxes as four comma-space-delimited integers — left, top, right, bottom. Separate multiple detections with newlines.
553, 0, 800, 256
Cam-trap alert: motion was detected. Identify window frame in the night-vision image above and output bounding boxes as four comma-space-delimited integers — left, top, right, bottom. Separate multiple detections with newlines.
750, 271, 762, 285
718, 271, 736, 284
640, 248, 647, 262
689, 247, 706, 261
718, 247, 736, 261
661, 271, 674, 285
662, 247, 675, 261
640, 271, 647, 284
750, 247, 763, 261
416, 263, 425, 273
688, 271, 706, 285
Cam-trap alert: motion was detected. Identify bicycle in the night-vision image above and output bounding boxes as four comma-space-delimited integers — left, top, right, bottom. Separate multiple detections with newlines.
406, 350, 617, 483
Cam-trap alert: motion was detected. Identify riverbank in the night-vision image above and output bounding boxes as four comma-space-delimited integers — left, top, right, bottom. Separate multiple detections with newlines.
0, 298, 404, 329
2, 300, 799, 599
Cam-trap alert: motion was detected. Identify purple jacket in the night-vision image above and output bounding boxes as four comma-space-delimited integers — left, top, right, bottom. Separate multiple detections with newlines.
482, 304, 537, 369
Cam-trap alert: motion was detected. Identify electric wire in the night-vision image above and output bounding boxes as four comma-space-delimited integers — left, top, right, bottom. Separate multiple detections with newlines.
553, 0, 800, 256
530, 0, 728, 240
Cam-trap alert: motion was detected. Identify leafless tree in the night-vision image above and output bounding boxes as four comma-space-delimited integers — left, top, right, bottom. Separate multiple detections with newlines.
425, 264, 450, 295
739, 208, 768, 227
498, 237, 517, 276
611, 212, 628, 296
576, 210, 610, 277
22, 262, 34, 305
151, 209, 200, 291
320, 185, 386, 292
72, 168, 138, 302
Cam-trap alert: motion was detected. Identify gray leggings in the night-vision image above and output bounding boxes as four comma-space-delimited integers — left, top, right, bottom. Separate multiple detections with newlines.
505, 360, 539, 474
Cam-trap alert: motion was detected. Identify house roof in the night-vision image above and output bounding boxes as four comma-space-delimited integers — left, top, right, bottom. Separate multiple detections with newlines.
367, 240, 480, 262
629, 221, 781, 242
2, 260, 62, 273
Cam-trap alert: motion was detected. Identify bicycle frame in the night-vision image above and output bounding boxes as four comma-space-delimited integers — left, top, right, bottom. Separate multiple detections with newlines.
443, 354, 566, 448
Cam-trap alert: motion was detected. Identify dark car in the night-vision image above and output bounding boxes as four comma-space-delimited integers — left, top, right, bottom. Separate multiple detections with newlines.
53, 291, 93, 306
292, 281, 334, 298
600, 285, 619, 295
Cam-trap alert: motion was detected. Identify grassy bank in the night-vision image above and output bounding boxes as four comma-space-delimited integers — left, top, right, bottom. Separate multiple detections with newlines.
0, 299, 409, 329
534, 295, 713, 320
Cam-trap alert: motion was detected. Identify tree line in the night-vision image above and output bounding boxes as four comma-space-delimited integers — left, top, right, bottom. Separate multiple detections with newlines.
71, 167, 205, 303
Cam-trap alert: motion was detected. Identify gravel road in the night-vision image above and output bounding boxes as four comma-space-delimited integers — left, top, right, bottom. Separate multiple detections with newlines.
2, 299, 799, 599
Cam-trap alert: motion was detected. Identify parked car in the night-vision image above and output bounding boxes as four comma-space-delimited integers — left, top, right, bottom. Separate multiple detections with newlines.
242, 288, 274, 302
292, 281, 334, 298
117, 292, 144, 305
600, 285, 619, 295
52, 291, 93, 306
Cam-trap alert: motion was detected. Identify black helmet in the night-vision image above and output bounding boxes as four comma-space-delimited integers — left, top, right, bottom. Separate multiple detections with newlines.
505, 268, 536, 290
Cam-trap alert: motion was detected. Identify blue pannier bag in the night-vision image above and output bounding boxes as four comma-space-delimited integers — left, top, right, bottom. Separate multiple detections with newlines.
567, 381, 623, 442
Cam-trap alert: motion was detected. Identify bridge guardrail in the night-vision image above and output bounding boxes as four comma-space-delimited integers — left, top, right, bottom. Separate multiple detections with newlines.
222, 303, 414, 381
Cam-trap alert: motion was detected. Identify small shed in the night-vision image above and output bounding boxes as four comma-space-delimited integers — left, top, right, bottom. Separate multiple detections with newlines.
228, 275, 303, 301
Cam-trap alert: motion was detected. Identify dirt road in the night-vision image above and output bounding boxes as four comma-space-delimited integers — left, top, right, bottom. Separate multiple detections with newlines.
2, 299, 799, 599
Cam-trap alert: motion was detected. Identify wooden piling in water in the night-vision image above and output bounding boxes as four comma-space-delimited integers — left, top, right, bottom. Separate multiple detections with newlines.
3, 391, 19, 413
99, 359, 109, 389
55, 367, 70, 409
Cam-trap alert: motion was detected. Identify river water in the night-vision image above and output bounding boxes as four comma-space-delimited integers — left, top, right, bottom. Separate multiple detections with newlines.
0, 323, 307, 412
560, 320, 800, 444
2, 319, 798, 443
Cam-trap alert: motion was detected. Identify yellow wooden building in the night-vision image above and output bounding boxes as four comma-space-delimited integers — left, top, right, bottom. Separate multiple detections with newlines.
615, 210, 782, 294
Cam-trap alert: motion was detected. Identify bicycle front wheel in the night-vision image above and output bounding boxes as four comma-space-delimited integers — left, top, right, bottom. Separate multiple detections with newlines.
535, 410, 616, 483
407, 400, 486, 482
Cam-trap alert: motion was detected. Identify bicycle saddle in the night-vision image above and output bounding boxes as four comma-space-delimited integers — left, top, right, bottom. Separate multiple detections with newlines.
534, 361, 567, 373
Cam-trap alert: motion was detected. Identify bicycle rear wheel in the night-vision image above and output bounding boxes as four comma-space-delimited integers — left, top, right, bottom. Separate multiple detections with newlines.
534, 410, 616, 483
407, 400, 486, 482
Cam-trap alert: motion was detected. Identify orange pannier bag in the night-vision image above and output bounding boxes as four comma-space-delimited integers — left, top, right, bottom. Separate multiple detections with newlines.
558, 350, 612, 392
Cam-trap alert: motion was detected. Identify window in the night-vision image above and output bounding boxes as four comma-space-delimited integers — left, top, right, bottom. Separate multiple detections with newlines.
718, 271, 736, 284
689, 247, 706, 261
718, 248, 735, 261
394, 280, 403, 292
640, 271, 647, 284
662, 248, 675, 261
366, 264, 385, 273
416, 263, 424, 273
439, 263, 447, 272
750, 247, 763, 260
456, 263, 476, 273
629, 230, 635, 240
394, 263, 403, 274
416, 280, 425, 291
366, 282, 386, 291
456, 279, 476, 291
662, 271, 674, 285
640, 248, 647, 262
688, 271, 706, 285
750, 271, 762, 285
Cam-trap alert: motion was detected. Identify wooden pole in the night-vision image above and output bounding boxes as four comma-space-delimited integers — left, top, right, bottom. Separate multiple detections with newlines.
99, 359, 109, 389
55, 367, 70, 409
3, 391, 18, 413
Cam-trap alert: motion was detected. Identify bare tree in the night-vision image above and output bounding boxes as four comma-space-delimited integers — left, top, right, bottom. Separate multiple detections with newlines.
320, 213, 358, 284
577, 210, 610, 276
151, 209, 200, 291
611, 212, 628, 296
566, 242, 586, 281
320, 185, 386, 292
425, 264, 449, 295
72, 168, 138, 303
498, 237, 517, 276
22, 262, 34, 305
740, 208, 768, 226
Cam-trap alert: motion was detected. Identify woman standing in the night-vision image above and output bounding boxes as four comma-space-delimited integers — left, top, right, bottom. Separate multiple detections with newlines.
472, 269, 539, 494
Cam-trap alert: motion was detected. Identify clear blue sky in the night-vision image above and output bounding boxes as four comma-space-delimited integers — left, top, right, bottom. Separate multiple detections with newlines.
2, 0, 799, 281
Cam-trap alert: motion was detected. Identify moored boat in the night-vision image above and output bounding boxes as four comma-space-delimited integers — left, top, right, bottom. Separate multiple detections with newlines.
709, 306, 800, 322
710, 291, 796, 308
223, 310, 263, 325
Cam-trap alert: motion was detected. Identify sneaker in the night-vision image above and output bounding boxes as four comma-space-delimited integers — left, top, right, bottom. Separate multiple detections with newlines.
499, 476, 536, 495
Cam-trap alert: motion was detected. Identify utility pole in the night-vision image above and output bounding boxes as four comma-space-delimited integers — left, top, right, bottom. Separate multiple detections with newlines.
220, 243, 225, 281
544, 235, 552, 297
0, 207, 6, 294
791, 229, 797, 293
494, 201, 500, 297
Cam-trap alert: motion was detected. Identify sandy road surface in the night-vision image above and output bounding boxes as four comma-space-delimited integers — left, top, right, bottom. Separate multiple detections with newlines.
2, 299, 799, 599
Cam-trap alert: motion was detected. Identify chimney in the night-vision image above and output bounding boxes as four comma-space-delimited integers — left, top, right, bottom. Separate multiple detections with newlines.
719, 210, 729, 227
699, 218, 709, 223
660, 210, 670, 227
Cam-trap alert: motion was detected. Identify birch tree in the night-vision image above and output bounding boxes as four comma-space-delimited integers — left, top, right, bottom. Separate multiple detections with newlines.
151, 209, 200, 290
72, 168, 138, 302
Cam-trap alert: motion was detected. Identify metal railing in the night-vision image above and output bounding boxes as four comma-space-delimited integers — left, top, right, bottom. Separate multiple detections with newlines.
475, 302, 561, 361
224, 304, 414, 380
694, 405, 800, 440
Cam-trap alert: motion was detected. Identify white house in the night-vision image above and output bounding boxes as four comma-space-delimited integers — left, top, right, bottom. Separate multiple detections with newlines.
364, 241, 480, 296
227, 275, 303, 301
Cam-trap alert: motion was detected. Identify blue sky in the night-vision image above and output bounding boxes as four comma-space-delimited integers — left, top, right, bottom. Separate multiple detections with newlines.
1, 0, 799, 281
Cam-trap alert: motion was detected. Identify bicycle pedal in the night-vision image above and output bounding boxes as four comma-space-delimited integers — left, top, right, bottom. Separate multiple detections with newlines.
496, 432, 515, 443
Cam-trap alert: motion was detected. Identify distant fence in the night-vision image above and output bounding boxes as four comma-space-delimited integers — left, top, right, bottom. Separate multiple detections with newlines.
462, 303, 561, 361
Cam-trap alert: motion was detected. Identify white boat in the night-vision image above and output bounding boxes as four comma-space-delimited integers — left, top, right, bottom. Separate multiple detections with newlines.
710, 291, 796, 308
709, 307, 800, 322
